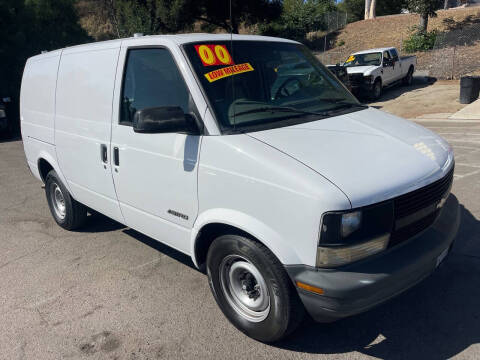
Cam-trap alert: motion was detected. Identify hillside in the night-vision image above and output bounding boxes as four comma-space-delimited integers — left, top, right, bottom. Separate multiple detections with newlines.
318, 6, 480, 79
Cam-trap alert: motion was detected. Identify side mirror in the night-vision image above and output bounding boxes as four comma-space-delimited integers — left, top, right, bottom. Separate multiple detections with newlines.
383, 59, 392, 67
133, 106, 199, 134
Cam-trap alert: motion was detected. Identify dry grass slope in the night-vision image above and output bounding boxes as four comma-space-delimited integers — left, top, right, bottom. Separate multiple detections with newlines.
318, 7, 480, 79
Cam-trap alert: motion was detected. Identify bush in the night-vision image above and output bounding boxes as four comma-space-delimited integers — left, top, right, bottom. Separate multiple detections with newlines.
258, 0, 336, 42
403, 28, 438, 52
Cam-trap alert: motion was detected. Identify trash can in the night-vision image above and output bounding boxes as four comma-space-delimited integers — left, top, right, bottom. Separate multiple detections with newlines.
460, 76, 480, 104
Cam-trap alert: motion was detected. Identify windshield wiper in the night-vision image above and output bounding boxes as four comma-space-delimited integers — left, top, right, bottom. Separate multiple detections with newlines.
318, 97, 359, 104
318, 98, 368, 110
233, 106, 327, 118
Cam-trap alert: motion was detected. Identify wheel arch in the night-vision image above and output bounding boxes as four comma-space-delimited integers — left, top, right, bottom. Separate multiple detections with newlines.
191, 209, 302, 270
38, 158, 54, 183
36, 152, 73, 196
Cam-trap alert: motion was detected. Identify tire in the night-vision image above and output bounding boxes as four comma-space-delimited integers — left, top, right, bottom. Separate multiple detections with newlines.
403, 67, 414, 86
206, 234, 305, 342
45, 170, 87, 230
371, 79, 382, 100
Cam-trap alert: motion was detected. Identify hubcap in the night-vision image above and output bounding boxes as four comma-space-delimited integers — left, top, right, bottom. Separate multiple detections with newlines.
219, 255, 270, 322
50, 183, 66, 220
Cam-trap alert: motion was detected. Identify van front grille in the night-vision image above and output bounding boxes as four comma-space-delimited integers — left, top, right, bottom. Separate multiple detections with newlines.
389, 166, 454, 247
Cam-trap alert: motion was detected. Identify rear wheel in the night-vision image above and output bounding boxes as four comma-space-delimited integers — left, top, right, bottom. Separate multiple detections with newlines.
403, 67, 414, 86
45, 170, 87, 230
206, 234, 305, 342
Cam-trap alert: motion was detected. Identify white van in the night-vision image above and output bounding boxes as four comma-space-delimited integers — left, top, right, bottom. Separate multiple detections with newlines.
20, 34, 459, 342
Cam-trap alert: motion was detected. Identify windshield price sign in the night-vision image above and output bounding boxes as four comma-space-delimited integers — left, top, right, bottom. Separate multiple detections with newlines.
204, 63, 254, 82
195, 44, 234, 66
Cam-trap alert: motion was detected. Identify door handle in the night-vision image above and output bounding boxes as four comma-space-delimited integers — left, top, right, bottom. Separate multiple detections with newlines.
113, 147, 119, 166
100, 144, 108, 163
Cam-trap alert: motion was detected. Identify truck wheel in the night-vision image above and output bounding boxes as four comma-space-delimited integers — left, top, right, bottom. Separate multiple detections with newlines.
206, 234, 305, 342
45, 170, 87, 230
371, 79, 382, 100
403, 67, 414, 86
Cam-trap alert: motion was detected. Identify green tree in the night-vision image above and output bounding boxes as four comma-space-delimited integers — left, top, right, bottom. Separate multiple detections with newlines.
260, 0, 336, 41
406, 0, 443, 32
102, 0, 281, 37
26, 0, 90, 51
105, 0, 197, 37
196, 0, 282, 34
0, 0, 90, 133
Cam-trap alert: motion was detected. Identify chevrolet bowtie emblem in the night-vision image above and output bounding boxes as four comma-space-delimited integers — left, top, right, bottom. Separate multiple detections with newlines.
437, 197, 447, 209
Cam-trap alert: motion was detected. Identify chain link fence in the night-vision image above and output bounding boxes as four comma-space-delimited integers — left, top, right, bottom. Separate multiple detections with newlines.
428, 21, 480, 79
322, 11, 349, 33
306, 11, 348, 55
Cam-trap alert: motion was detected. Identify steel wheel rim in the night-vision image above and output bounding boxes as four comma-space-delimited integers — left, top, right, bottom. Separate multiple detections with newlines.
219, 255, 270, 322
50, 183, 66, 220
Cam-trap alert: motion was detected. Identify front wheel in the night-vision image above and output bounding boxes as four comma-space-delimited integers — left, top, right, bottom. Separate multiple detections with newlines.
206, 234, 305, 342
371, 79, 382, 100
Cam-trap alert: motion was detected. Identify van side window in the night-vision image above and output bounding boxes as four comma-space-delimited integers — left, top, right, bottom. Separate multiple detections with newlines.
120, 48, 190, 126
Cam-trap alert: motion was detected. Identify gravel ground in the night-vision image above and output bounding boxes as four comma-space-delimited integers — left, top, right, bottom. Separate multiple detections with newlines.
0, 118, 479, 359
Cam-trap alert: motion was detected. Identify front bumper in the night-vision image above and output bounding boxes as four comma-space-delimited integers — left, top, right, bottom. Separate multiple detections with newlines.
350, 82, 373, 95
286, 194, 460, 322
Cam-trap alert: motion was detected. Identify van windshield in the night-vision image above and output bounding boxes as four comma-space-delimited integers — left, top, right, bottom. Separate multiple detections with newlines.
183, 41, 362, 133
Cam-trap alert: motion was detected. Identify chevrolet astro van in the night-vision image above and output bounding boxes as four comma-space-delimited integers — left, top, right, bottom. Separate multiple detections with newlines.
20, 34, 459, 342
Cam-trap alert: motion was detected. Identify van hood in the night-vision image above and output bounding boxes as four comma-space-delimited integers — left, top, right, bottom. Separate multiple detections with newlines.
248, 107, 453, 208
346, 66, 377, 75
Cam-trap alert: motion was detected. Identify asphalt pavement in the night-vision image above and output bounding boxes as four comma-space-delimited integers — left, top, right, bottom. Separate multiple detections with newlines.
0, 119, 479, 359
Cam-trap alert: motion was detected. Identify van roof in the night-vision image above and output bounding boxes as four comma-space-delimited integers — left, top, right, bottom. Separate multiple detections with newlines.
29, 33, 298, 61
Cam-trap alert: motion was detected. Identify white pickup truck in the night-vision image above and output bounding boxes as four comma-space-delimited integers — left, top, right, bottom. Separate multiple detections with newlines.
343, 47, 416, 99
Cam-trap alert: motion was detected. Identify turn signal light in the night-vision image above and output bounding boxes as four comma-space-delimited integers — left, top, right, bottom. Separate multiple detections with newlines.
296, 281, 324, 295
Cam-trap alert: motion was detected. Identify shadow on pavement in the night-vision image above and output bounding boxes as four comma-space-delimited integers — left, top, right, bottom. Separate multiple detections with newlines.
276, 201, 480, 359
77, 211, 201, 271
362, 77, 436, 107
123, 228, 198, 271
76, 211, 126, 233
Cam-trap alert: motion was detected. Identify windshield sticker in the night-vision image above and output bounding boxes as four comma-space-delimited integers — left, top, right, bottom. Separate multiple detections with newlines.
345, 55, 355, 63
204, 63, 254, 82
195, 44, 234, 66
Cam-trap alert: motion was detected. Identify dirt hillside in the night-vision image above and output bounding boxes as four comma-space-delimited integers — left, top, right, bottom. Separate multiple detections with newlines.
318, 6, 480, 79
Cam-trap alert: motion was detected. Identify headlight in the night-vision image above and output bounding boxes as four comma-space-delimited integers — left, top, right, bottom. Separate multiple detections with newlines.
0, 109, 5, 118
317, 201, 394, 267
316, 234, 390, 268
341, 211, 361, 237
364, 75, 374, 83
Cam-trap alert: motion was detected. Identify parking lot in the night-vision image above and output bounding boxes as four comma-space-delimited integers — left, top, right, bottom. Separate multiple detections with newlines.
0, 118, 479, 359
